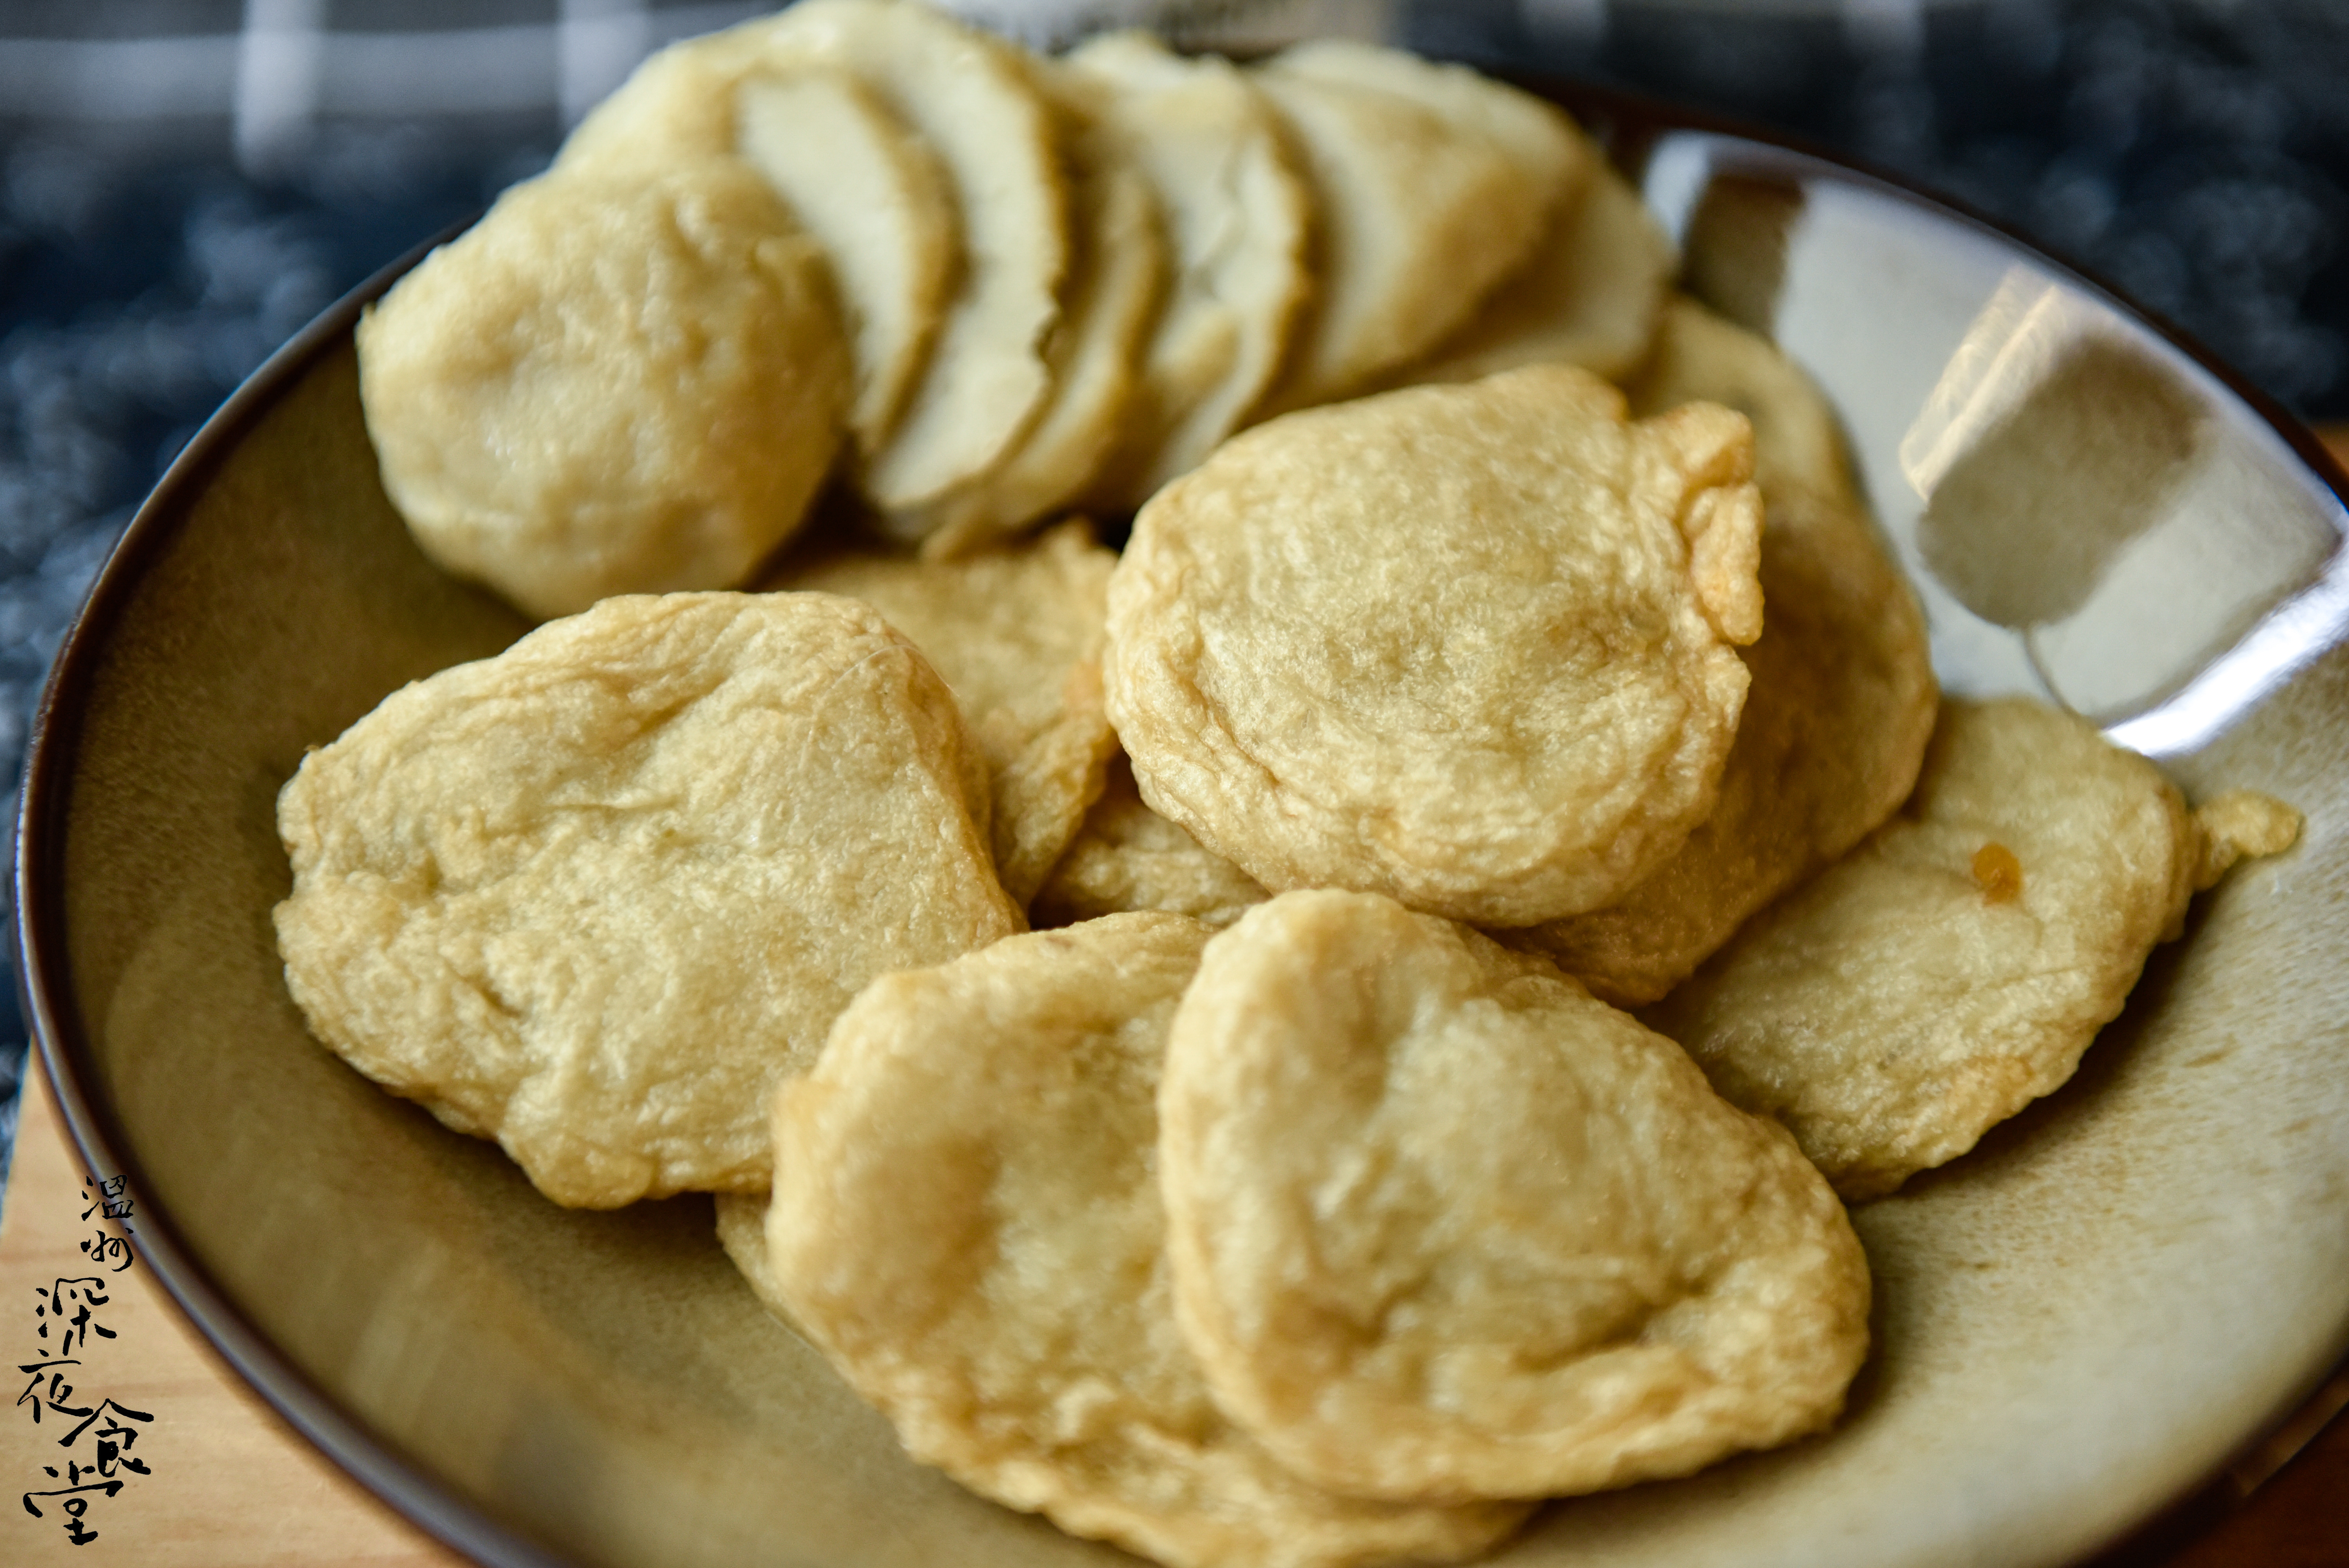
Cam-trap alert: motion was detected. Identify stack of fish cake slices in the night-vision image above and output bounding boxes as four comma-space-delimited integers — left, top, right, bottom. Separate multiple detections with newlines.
558, 6, 1666, 560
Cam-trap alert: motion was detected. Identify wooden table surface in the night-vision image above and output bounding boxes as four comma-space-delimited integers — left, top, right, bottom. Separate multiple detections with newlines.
1, 434, 2344, 1567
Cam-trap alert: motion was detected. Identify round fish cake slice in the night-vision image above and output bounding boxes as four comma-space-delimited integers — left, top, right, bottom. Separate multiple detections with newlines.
899, 65, 1170, 556
559, 41, 956, 456
1160, 890, 1871, 1504
1068, 32, 1312, 510
356, 162, 849, 620
1506, 298, 1938, 1004
768, 519, 1119, 907
1264, 37, 1588, 199
1645, 696, 2300, 1201
1107, 363, 1765, 927
739, 0, 1069, 512
1248, 43, 1581, 413
1032, 753, 1268, 930
766, 914, 1529, 1568
272, 593, 1020, 1209
1403, 152, 1673, 387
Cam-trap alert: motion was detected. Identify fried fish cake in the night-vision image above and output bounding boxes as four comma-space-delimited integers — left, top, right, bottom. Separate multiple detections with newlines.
770, 520, 1119, 906
1032, 754, 1268, 930
1107, 364, 1764, 927
765, 914, 1529, 1568
273, 593, 1019, 1209
1506, 298, 1937, 1003
1646, 696, 2300, 1201
357, 162, 849, 620
1160, 891, 1870, 1503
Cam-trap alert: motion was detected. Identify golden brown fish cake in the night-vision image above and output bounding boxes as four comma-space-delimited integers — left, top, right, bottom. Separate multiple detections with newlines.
1106, 363, 1764, 927
1505, 298, 1937, 1004
1646, 696, 2299, 1201
900, 64, 1170, 556
1402, 152, 1673, 388
558, 41, 957, 456
273, 593, 1019, 1209
770, 520, 1119, 906
1160, 891, 1871, 1504
765, 914, 1529, 1568
1032, 754, 1267, 930
356, 162, 849, 620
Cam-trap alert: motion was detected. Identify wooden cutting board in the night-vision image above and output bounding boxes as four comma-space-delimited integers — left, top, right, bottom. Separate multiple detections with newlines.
2, 430, 2345, 1567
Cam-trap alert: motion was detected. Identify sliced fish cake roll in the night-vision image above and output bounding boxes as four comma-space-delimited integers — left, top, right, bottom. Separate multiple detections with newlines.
560, 39, 957, 457
900, 64, 1170, 555
747, 0, 1071, 513
1248, 43, 1582, 413
1068, 32, 1311, 510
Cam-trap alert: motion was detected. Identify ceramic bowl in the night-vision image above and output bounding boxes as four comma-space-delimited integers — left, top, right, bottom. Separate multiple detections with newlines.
16, 80, 2349, 1568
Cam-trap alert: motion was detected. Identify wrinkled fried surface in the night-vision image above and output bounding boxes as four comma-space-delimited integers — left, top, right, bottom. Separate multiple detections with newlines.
273, 593, 1018, 1208
357, 163, 848, 620
1507, 298, 1937, 1003
1033, 754, 1268, 930
1161, 891, 1870, 1502
1645, 696, 2258, 1201
766, 914, 1528, 1568
1107, 364, 1763, 926
772, 520, 1118, 906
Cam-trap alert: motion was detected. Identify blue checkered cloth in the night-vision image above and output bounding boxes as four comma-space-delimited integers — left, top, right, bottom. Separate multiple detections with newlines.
1, 0, 2344, 1197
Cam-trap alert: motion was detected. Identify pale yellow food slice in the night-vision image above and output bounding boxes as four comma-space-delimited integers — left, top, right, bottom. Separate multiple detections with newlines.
1404, 150, 1674, 386
1647, 696, 2300, 1201
742, 0, 1069, 513
1161, 890, 1871, 1503
1265, 37, 1585, 194
356, 162, 848, 620
1068, 32, 1311, 510
766, 520, 1119, 907
766, 914, 1530, 1568
1249, 44, 1580, 413
559, 41, 956, 456
902, 66, 1170, 556
1107, 364, 1764, 927
272, 593, 1019, 1209
736, 71, 957, 451
1032, 753, 1267, 930
1504, 297, 1938, 1003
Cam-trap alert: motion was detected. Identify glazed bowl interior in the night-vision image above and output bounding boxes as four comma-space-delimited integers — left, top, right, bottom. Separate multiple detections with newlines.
19, 87, 2349, 1568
